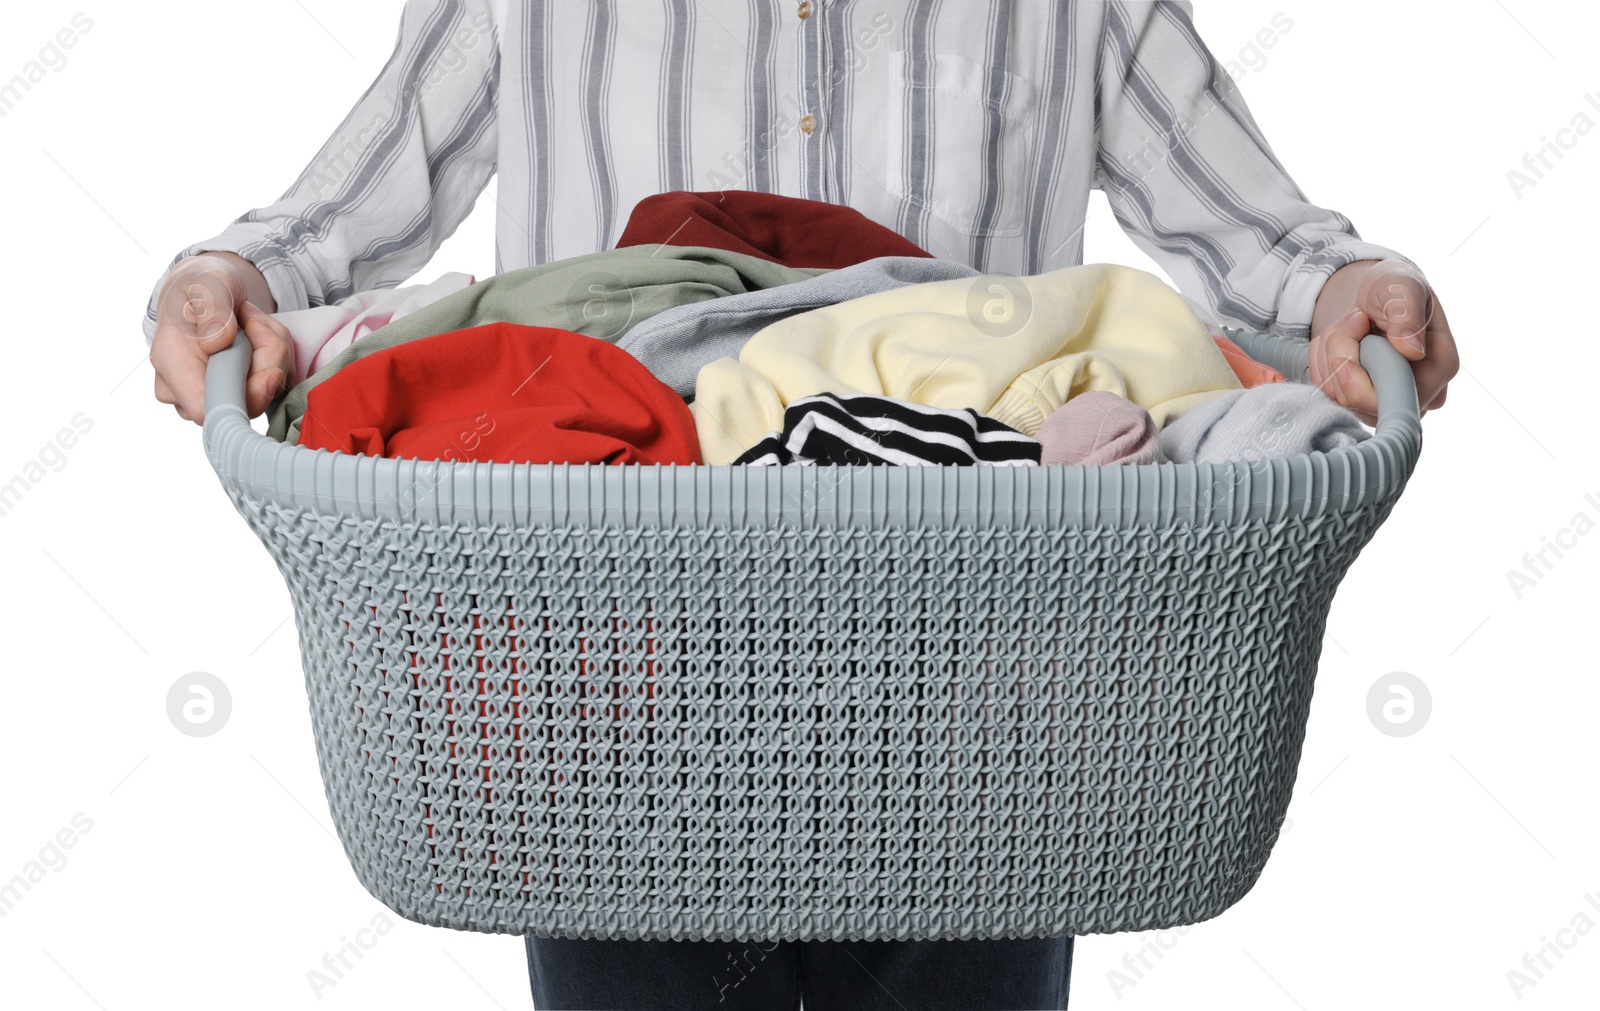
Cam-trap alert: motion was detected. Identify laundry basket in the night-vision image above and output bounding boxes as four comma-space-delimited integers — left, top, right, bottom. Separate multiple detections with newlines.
202, 325, 1421, 943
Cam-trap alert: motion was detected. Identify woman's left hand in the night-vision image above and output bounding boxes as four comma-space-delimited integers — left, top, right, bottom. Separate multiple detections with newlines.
1308, 258, 1458, 425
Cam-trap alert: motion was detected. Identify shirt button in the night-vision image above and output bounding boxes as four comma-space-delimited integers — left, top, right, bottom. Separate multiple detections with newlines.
799, 114, 817, 134
798, 2, 813, 19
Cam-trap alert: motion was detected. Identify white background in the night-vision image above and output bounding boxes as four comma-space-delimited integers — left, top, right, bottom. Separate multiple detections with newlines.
0, 2, 1594, 1009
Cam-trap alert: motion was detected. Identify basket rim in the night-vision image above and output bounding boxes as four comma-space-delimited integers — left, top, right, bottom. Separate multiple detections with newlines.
202, 327, 1421, 529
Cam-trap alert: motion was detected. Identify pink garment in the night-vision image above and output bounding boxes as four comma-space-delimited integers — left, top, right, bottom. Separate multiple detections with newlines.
1036, 391, 1162, 466
273, 273, 475, 385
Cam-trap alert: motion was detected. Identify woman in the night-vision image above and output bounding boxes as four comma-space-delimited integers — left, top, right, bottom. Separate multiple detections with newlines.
144, 3, 1457, 1007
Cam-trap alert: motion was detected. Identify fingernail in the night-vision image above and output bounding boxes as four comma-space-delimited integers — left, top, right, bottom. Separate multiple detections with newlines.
1343, 306, 1365, 320
201, 321, 224, 340
240, 300, 260, 317
1396, 326, 1423, 353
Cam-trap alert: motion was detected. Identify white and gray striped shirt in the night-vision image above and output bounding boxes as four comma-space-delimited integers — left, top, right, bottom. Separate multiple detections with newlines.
142, 0, 1406, 344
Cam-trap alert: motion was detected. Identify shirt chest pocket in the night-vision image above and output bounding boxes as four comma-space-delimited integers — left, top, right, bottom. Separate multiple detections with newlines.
870, 50, 1039, 238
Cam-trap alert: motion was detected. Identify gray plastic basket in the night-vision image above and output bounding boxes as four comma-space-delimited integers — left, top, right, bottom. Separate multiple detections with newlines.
202, 325, 1421, 943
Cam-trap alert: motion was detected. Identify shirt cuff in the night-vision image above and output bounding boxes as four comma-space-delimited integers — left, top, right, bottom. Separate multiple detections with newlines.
141, 233, 314, 346
1273, 238, 1417, 341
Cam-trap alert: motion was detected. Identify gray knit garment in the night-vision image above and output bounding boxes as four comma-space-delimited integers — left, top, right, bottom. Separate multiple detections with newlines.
1157, 382, 1369, 463
616, 256, 980, 398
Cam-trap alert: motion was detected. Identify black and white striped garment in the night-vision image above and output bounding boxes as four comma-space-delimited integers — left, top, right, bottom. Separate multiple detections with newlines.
144, 1, 1407, 345
732, 393, 1040, 467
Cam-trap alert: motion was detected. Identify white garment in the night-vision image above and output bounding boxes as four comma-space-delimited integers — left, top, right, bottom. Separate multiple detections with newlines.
1157, 382, 1370, 463
272, 272, 475, 385
142, 1, 1408, 348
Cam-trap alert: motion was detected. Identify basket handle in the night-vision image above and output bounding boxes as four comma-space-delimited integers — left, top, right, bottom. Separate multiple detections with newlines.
1221, 326, 1420, 441
203, 326, 254, 423
1351, 332, 1422, 439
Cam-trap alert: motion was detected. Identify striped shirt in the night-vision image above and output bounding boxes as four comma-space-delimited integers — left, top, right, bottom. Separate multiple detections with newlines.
734, 392, 1041, 466
142, 0, 1405, 345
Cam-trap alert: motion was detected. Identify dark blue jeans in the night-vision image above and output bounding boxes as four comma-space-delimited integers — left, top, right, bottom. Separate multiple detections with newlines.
525, 935, 1072, 1010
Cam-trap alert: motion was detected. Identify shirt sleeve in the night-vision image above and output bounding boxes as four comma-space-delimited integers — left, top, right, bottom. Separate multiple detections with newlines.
141, 0, 500, 344
1092, 1, 1412, 339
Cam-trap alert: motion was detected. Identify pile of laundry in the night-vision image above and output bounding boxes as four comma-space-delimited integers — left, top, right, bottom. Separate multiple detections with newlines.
268, 191, 1368, 469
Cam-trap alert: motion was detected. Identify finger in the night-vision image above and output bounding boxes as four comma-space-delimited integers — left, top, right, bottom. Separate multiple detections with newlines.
1355, 258, 1431, 361
1412, 356, 1456, 412
1309, 307, 1364, 396
1318, 308, 1379, 425
238, 301, 294, 416
1308, 330, 1331, 398
150, 326, 210, 425
153, 372, 177, 407
246, 369, 287, 418
1396, 303, 1458, 416
1408, 300, 1459, 409
1307, 313, 1338, 394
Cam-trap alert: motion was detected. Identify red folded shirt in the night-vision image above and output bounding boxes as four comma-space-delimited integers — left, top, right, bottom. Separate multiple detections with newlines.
297, 322, 701, 465
614, 190, 931, 268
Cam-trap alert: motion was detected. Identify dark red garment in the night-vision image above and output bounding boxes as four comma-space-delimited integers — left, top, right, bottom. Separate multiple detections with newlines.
614, 190, 932, 269
297, 322, 701, 465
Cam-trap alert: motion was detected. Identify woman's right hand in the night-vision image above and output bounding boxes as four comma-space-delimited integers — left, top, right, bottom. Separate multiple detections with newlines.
150, 252, 293, 424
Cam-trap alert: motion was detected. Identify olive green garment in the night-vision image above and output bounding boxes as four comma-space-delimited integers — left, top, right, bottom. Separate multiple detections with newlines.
267, 245, 826, 443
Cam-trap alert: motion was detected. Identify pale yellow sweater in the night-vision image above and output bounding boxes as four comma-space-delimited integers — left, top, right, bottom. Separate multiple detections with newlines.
692, 263, 1242, 465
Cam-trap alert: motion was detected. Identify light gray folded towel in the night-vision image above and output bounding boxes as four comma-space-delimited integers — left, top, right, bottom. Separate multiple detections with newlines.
616, 256, 979, 398
1157, 382, 1369, 463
